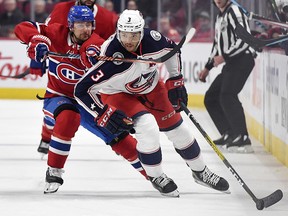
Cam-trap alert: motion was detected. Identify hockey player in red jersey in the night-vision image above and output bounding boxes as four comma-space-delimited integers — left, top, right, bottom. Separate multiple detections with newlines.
45, 0, 117, 40
31, 0, 118, 155
75, 10, 230, 197
14, 6, 147, 194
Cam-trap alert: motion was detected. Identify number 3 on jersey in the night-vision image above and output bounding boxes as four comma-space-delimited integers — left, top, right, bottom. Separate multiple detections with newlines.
91, 70, 104, 82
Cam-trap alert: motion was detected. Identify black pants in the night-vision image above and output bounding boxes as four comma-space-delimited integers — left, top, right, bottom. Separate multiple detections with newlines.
204, 51, 255, 137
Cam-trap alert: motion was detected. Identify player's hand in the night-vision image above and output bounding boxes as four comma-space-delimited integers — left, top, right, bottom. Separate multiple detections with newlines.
165, 74, 188, 112
27, 35, 51, 62
198, 68, 209, 82
80, 45, 101, 69
29, 59, 47, 77
97, 104, 134, 134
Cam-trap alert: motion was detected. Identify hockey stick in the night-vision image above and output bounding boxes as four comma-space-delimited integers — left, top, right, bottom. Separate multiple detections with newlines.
235, 23, 288, 50
268, 0, 282, 22
0, 68, 30, 79
47, 27, 196, 63
0, 28, 195, 79
268, 0, 280, 19
180, 102, 283, 210
231, 0, 288, 29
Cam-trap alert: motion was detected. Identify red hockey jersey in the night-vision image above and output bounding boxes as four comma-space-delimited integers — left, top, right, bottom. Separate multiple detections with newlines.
45, 1, 117, 40
14, 21, 104, 98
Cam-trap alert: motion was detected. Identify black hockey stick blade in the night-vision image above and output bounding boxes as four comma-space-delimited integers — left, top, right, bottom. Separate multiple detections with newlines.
0, 68, 30, 79
235, 23, 288, 51
47, 28, 196, 64
180, 102, 283, 210
262, 189, 283, 208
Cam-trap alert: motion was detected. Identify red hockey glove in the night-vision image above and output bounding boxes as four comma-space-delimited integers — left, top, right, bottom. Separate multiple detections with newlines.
27, 35, 51, 62
165, 74, 188, 112
29, 59, 47, 77
80, 44, 101, 69
97, 104, 134, 134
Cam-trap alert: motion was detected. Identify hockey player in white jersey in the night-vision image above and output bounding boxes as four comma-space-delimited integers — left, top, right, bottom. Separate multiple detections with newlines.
75, 9, 230, 197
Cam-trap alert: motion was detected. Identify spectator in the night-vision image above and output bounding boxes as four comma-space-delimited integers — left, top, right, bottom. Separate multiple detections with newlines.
159, 16, 181, 42
24, 0, 49, 22
193, 11, 213, 42
104, 0, 115, 13
103, 0, 118, 23
0, 0, 24, 37
137, 0, 157, 28
267, 27, 282, 48
126, 0, 138, 10
162, 0, 187, 35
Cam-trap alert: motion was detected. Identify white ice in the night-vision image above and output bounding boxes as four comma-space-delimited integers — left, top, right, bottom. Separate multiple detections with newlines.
0, 100, 287, 216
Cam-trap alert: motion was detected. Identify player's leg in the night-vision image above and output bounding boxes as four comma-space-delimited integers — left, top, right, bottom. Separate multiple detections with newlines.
37, 117, 53, 156
101, 93, 179, 197
43, 97, 81, 194
78, 106, 147, 179
147, 82, 229, 192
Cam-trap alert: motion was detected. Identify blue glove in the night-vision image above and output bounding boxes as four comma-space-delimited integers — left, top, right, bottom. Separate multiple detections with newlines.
80, 45, 101, 68
27, 35, 51, 62
29, 59, 47, 77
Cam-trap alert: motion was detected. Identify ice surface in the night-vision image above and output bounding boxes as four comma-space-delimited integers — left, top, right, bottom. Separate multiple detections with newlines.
0, 100, 287, 216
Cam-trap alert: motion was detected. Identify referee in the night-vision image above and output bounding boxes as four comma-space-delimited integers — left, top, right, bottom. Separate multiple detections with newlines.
198, 0, 256, 153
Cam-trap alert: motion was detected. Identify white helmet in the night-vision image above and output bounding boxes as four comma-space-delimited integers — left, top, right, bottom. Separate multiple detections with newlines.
117, 10, 145, 44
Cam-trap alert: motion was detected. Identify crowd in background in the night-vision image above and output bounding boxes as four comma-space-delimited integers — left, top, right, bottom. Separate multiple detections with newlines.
0, 0, 288, 51
0, 0, 214, 41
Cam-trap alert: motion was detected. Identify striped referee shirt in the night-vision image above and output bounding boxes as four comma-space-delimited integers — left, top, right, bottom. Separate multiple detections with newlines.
205, 2, 255, 70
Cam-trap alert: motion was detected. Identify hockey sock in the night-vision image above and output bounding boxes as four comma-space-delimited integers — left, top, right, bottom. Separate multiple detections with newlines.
47, 110, 80, 168
111, 134, 148, 179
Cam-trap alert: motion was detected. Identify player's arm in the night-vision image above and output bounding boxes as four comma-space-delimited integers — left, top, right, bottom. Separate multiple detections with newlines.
155, 33, 188, 112
74, 63, 134, 135
14, 21, 51, 76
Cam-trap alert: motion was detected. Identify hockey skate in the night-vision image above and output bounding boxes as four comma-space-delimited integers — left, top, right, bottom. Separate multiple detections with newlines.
192, 166, 230, 193
37, 140, 49, 158
213, 132, 232, 146
44, 167, 64, 194
149, 173, 179, 197
226, 135, 254, 153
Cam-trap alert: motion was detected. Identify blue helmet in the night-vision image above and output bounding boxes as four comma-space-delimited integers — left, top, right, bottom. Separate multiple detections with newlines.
67, 5, 95, 29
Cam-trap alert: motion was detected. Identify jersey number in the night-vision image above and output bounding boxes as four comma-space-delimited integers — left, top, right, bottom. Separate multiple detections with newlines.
91, 70, 104, 82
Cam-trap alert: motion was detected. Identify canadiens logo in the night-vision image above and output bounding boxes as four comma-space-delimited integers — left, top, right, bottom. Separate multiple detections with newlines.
125, 70, 157, 93
150, 30, 161, 41
112, 52, 124, 65
56, 63, 85, 84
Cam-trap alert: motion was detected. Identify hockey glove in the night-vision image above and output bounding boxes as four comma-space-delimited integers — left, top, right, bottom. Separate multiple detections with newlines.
97, 104, 134, 134
27, 35, 51, 62
29, 59, 47, 77
165, 74, 188, 112
80, 44, 101, 69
